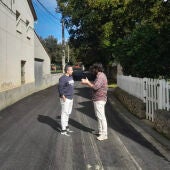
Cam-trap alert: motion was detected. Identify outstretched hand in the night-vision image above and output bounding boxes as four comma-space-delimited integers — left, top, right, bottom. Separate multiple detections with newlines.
81, 77, 89, 84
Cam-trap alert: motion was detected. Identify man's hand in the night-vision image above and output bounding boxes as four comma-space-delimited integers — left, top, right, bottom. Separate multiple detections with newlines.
81, 77, 89, 84
62, 95, 66, 102
81, 77, 94, 88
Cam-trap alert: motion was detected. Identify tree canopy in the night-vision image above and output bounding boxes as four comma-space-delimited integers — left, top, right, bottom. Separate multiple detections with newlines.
57, 0, 170, 78
40, 35, 77, 66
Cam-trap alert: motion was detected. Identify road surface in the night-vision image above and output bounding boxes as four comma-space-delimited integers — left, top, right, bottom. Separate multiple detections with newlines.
0, 82, 169, 170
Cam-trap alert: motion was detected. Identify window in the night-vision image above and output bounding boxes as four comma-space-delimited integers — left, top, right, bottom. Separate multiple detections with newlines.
26, 20, 29, 27
16, 10, 22, 33
26, 20, 31, 39
16, 10, 20, 21
21, 61, 26, 84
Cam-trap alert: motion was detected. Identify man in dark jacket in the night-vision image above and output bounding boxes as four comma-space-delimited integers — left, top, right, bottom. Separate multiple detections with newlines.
58, 65, 74, 136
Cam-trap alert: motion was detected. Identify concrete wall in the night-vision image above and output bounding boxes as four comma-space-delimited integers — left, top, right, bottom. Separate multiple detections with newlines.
117, 64, 123, 75
0, 73, 63, 111
0, 0, 35, 91
0, 0, 19, 90
15, 0, 35, 84
34, 32, 51, 76
0, 1, 62, 111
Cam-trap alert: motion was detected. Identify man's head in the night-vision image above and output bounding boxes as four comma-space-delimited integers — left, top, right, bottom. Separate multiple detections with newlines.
65, 65, 73, 76
90, 63, 104, 75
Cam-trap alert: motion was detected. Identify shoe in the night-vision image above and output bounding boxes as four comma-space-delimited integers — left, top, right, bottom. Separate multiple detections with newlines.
66, 129, 74, 133
97, 135, 108, 141
61, 130, 70, 136
92, 130, 101, 135
66, 126, 74, 133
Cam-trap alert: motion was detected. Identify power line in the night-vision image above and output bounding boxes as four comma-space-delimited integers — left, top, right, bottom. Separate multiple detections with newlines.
33, 0, 69, 42
33, 1, 58, 25
35, 0, 60, 21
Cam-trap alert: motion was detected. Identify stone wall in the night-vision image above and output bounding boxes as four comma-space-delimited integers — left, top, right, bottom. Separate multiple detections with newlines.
113, 87, 146, 119
113, 87, 170, 139
154, 110, 170, 139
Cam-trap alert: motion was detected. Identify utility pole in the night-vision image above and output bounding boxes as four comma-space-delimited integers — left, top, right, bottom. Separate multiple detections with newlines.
67, 44, 70, 63
62, 17, 65, 73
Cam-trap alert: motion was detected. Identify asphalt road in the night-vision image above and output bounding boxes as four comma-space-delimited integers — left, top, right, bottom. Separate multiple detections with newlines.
0, 82, 169, 170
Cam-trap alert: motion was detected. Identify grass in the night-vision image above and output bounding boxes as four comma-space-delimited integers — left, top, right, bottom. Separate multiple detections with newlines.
51, 70, 63, 74
108, 83, 117, 88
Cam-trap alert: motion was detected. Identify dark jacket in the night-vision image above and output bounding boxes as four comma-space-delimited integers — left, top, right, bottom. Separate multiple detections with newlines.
58, 75, 74, 99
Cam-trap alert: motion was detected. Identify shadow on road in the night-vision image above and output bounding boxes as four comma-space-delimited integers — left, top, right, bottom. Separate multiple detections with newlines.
70, 118, 94, 133
37, 115, 61, 132
56, 116, 94, 133
74, 86, 91, 100
75, 86, 167, 160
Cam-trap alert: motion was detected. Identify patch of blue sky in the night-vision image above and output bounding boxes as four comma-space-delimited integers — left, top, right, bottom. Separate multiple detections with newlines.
33, 0, 69, 43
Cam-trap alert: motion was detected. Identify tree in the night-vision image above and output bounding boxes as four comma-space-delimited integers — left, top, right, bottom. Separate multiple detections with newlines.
57, 0, 170, 77
57, 0, 117, 66
40, 35, 77, 67
43, 35, 61, 64
40, 35, 62, 65
113, 0, 170, 78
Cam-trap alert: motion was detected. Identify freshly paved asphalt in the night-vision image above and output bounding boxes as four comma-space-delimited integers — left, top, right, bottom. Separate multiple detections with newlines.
0, 82, 169, 170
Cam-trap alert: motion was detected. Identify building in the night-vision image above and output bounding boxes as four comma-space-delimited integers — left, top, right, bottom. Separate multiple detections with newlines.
0, 0, 61, 110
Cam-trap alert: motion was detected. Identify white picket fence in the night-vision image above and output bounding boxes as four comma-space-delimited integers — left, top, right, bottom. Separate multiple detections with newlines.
117, 75, 170, 122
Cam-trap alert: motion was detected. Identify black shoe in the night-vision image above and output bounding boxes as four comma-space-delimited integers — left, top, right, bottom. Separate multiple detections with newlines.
61, 130, 70, 136
92, 130, 101, 135
66, 126, 74, 133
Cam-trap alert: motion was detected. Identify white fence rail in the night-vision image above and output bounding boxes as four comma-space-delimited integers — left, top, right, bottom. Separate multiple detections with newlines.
117, 75, 145, 102
117, 75, 170, 121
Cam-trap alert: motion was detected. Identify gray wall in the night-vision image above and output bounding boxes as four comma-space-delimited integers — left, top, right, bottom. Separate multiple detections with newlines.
0, 73, 62, 111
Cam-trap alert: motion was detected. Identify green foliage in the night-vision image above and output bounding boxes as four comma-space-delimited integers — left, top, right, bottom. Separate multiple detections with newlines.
40, 36, 77, 65
57, 0, 115, 66
114, 23, 170, 78
57, 0, 170, 77
40, 35, 62, 64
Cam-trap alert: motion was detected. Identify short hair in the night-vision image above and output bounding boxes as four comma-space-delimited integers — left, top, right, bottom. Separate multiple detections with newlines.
64, 65, 72, 73
92, 63, 104, 72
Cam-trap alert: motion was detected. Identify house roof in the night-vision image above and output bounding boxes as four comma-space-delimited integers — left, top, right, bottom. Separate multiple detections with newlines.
27, 0, 37, 21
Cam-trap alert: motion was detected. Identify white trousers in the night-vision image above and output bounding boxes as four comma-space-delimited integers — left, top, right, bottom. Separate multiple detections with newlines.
60, 98, 73, 130
93, 101, 107, 136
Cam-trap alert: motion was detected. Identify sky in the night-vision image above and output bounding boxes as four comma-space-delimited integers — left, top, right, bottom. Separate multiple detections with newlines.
32, 0, 69, 43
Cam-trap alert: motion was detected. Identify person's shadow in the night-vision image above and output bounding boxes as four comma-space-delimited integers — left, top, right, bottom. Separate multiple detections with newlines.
38, 115, 94, 133
56, 116, 94, 133
37, 115, 61, 132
